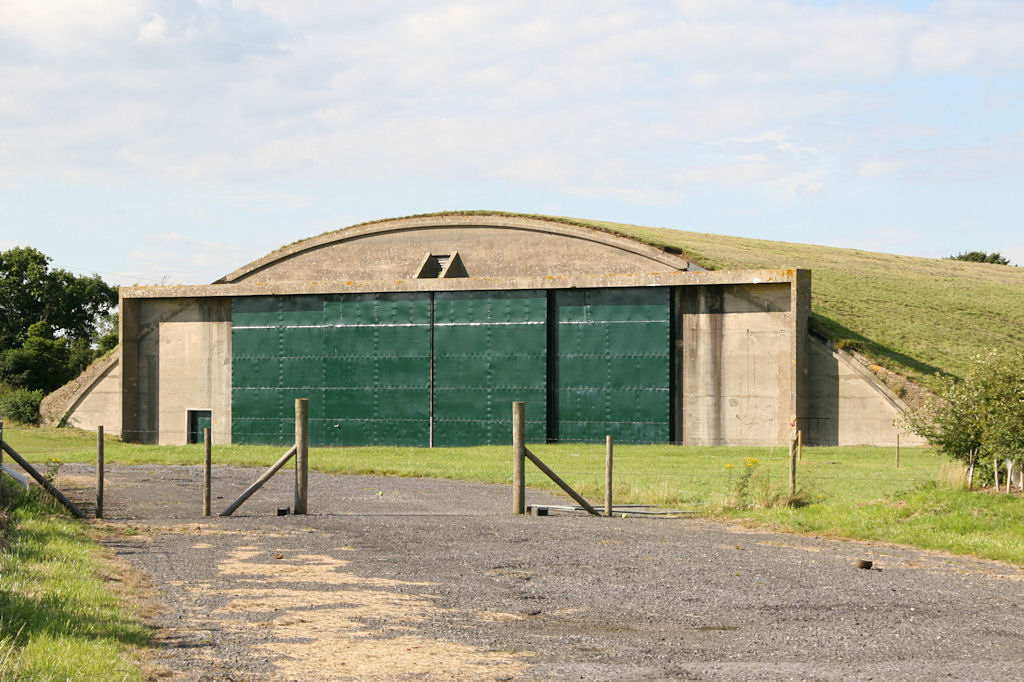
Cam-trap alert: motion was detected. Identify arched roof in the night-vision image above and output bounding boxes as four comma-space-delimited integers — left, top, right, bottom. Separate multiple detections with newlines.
215, 211, 696, 284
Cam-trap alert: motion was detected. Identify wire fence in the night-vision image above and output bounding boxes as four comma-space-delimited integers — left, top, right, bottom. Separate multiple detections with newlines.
0, 420, 938, 515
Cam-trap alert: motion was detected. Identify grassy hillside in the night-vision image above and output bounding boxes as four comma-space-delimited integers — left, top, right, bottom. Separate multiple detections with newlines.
568, 216, 1024, 390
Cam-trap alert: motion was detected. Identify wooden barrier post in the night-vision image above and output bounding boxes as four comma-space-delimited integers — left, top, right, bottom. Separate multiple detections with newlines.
789, 435, 797, 498
524, 448, 600, 516
96, 425, 104, 519
895, 433, 900, 469
294, 398, 309, 515
797, 430, 803, 462
219, 446, 296, 517
512, 402, 525, 515
605, 435, 613, 517
203, 427, 212, 517
1, 440, 86, 518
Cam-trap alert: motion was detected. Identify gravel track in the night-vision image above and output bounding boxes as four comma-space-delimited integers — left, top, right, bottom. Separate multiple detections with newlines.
55, 463, 1024, 680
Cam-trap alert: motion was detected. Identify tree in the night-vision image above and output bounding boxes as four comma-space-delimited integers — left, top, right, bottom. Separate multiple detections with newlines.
0, 321, 73, 393
0, 246, 118, 351
948, 251, 1012, 265
905, 349, 1024, 489
904, 369, 985, 487
0, 247, 118, 400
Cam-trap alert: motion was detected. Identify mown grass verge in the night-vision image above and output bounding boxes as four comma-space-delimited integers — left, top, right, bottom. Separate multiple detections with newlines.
731, 483, 1024, 565
5, 425, 1024, 565
0, 480, 151, 680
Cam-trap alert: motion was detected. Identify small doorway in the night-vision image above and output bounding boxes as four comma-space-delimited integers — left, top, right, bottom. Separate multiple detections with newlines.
187, 410, 212, 444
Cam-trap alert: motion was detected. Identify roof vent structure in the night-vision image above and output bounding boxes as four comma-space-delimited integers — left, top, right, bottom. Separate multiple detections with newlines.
415, 251, 467, 278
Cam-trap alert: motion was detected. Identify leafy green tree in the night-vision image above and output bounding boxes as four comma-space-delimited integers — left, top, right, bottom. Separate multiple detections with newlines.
0, 247, 118, 397
95, 312, 119, 355
904, 369, 985, 487
972, 350, 1024, 471
906, 349, 1024, 489
0, 322, 74, 393
948, 251, 1012, 265
0, 246, 117, 350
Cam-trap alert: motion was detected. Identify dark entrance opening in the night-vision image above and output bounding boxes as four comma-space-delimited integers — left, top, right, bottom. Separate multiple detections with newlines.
188, 410, 212, 444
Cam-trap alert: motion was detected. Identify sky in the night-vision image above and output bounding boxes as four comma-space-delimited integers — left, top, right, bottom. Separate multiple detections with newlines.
1, 0, 1023, 285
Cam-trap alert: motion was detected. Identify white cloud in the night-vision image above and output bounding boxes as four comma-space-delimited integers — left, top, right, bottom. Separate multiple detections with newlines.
123, 232, 274, 285
2, 0, 1024, 204
858, 159, 908, 178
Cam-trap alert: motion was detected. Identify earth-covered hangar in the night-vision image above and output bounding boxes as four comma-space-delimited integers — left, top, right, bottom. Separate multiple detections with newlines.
46, 212, 917, 447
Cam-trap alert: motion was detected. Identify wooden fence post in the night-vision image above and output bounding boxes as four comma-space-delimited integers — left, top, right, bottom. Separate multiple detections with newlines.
512, 402, 525, 515
96, 425, 104, 519
294, 398, 309, 515
219, 446, 296, 517
605, 435, 613, 517
203, 427, 212, 517
789, 435, 797, 498
895, 433, 900, 469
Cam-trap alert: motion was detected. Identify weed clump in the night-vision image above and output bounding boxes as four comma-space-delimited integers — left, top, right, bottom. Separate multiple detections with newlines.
714, 458, 815, 512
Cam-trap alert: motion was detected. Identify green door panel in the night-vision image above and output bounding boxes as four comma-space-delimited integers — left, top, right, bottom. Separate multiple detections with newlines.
232, 287, 672, 447
553, 288, 670, 444
433, 290, 547, 446
187, 410, 212, 444
232, 294, 431, 447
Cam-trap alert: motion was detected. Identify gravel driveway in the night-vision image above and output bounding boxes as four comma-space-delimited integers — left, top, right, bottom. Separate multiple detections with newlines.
54, 463, 1024, 680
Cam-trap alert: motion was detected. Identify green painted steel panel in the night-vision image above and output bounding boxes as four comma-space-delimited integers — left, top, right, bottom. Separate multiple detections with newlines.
554, 288, 670, 443
433, 290, 547, 446
232, 327, 279, 359
232, 294, 430, 447
232, 287, 673, 447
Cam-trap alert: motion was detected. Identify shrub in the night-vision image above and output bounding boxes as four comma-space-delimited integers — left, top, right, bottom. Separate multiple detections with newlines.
0, 387, 44, 425
834, 338, 865, 353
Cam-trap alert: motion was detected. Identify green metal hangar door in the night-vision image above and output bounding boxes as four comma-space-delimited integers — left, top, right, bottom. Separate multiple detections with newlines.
118, 213, 809, 447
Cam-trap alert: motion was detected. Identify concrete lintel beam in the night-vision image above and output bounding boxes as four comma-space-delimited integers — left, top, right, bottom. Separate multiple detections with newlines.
122, 268, 804, 300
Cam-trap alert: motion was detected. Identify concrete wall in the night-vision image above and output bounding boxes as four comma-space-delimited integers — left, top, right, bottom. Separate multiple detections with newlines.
680, 283, 797, 445
121, 297, 232, 445
63, 358, 121, 434
39, 353, 122, 435
806, 339, 925, 446
219, 215, 693, 283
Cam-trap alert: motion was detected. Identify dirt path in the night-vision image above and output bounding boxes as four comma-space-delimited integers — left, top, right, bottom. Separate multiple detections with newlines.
56, 463, 1024, 680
